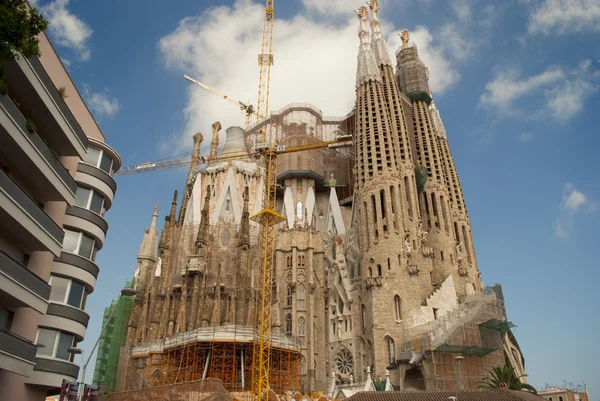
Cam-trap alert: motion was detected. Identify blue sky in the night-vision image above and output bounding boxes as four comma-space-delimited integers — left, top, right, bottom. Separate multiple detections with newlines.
33, 0, 599, 397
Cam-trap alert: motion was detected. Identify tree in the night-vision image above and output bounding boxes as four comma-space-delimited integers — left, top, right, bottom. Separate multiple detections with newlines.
477, 365, 538, 394
0, 0, 49, 93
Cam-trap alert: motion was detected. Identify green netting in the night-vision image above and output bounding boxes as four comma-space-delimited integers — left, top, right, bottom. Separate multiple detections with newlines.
414, 163, 428, 193
406, 91, 432, 105
92, 280, 135, 392
435, 343, 497, 357
479, 319, 516, 337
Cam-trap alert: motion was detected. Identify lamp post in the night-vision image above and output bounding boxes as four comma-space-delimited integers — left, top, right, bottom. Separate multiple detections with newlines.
454, 355, 465, 391
68, 287, 136, 401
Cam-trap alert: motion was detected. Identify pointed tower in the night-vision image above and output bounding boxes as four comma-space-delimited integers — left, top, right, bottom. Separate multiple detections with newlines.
395, 29, 473, 296
127, 203, 159, 344
430, 93, 481, 291
210, 121, 222, 160
352, 7, 433, 378
368, 0, 422, 254
148, 190, 178, 340
178, 133, 204, 224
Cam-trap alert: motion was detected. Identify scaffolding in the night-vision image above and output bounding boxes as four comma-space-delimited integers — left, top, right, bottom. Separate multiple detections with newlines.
112, 325, 301, 397
93, 280, 136, 392
401, 293, 510, 391
106, 378, 233, 401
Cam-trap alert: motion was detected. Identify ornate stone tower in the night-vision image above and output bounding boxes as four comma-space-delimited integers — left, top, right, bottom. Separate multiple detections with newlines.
395, 29, 479, 296
351, 6, 434, 380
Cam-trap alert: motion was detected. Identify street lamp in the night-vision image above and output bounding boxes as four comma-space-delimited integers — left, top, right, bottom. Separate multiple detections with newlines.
454, 355, 465, 391
68, 287, 137, 401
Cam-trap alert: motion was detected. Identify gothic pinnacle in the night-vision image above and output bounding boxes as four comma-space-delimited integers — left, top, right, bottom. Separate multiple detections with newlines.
210, 121, 222, 159
356, 6, 381, 86
368, 0, 392, 67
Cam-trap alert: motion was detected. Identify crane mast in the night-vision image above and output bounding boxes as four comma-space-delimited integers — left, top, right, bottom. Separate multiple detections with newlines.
256, 0, 274, 123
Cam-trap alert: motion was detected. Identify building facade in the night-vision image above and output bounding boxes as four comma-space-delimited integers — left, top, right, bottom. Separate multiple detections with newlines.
107, 1, 523, 397
0, 31, 120, 399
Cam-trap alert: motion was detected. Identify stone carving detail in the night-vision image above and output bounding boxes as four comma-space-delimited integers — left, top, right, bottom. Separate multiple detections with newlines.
404, 235, 412, 257
456, 242, 464, 263
422, 246, 434, 258
407, 264, 420, 276
417, 221, 428, 241
458, 267, 468, 277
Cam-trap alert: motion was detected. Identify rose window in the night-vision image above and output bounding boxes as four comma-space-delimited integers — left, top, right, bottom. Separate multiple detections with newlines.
336, 348, 354, 375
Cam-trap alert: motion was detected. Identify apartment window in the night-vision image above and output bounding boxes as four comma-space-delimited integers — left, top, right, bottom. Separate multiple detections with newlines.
63, 229, 96, 260
74, 187, 105, 215
36, 328, 74, 361
85, 147, 114, 174
49, 276, 86, 308
0, 307, 12, 330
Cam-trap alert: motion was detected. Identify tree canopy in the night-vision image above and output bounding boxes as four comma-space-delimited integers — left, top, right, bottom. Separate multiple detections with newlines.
477, 365, 538, 394
0, 0, 49, 92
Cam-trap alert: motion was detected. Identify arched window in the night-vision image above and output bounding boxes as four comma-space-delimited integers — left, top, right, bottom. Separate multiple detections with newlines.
287, 286, 293, 307
297, 284, 306, 310
287, 256, 292, 267
285, 314, 292, 336
394, 295, 401, 321
296, 201, 303, 220
386, 336, 396, 364
298, 317, 306, 346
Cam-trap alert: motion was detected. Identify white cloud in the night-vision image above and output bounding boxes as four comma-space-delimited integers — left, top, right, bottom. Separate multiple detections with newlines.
302, 0, 370, 15
480, 66, 564, 108
555, 183, 596, 239
479, 60, 599, 121
158, 0, 462, 154
518, 132, 534, 143
527, 0, 600, 35
563, 183, 590, 213
84, 87, 120, 118
40, 0, 92, 61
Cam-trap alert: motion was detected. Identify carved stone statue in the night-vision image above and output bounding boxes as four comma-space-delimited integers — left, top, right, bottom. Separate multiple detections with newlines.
400, 29, 410, 49
404, 235, 412, 256
456, 242, 464, 262
417, 221, 428, 241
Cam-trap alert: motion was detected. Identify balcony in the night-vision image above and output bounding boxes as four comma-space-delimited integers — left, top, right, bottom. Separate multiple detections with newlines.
0, 249, 50, 313
0, 93, 77, 203
0, 169, 64, 256
4, 56, 87, 158
39, 303, 89, 340
27, 358, 79, 388
0, 328, 37, 377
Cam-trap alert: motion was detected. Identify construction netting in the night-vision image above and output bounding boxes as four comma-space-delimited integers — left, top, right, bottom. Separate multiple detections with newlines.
93, 280, 135, 392
401, 293, 509, 391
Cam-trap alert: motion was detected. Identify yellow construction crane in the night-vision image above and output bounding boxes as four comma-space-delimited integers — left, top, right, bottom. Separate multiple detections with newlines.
184, 74, 258, 128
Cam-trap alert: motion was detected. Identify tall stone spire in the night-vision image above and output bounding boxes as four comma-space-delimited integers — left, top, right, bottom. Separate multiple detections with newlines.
369, 0, 414, 169
355, 6, 381, 86
210, 121, 222, 160
395, 30, 476, 295
178, 133, 203, 224
368, 0, 392, 67
238, 186, 250, 249
353, 10, 435, 378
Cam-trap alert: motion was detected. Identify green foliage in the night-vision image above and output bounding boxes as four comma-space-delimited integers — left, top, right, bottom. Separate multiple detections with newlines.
26, 118, 36, 133
58, 86, 67, 98
477, 365, 538, 394
0, 0, 49, 88
0, 0, 49, 61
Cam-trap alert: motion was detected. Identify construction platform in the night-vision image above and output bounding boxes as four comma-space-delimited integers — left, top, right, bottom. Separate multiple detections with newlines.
112, 326, 302, 398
